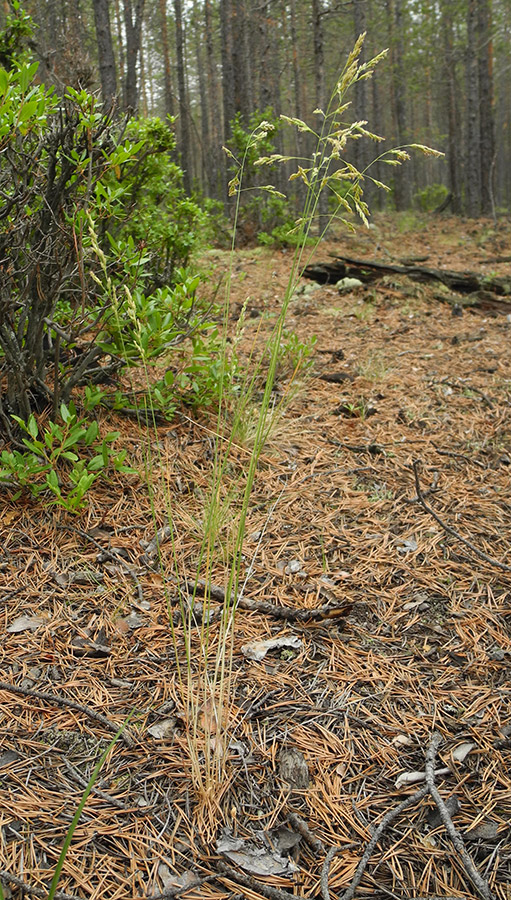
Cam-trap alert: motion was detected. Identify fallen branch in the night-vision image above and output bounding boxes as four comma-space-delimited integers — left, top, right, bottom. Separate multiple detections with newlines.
424, 734, 493, 900
0, 681, 135, 748
63, 758, 150, 814
303, 253, 511, 298
320, 733, 495, 900
0, 869, 215, 900
171, 575, 352, 623
287, 810, 326, 855
216, 861, 298, 900
412, 460, 511, 573
338, 784, 429, 900
0, 871, 81, 900
321, 846, 341, 900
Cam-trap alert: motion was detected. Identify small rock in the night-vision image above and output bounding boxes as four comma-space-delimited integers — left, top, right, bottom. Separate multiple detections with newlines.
336, 277, 363, 293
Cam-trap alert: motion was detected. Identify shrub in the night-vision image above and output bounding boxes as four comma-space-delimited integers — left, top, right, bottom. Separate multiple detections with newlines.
0, 401, 134, 512
0, 9, 208, 437
414, 182, 449, 212
112, 117, 205, 288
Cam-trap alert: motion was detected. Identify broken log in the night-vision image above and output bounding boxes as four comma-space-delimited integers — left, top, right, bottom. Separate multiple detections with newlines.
303, 254, 511, 297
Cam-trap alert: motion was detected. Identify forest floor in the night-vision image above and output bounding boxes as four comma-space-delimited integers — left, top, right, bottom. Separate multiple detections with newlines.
1, 213, 511, 900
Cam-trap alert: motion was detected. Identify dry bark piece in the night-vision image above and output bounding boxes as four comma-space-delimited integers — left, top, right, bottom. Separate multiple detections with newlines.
6, 615, 45, 633
451, 741, 475, 763
242, 635, 302, 661
216, 830, 299, 876
279, 747, 310, 789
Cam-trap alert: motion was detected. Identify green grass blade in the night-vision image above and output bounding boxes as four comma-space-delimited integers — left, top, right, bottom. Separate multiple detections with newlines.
46, 713, 133, 900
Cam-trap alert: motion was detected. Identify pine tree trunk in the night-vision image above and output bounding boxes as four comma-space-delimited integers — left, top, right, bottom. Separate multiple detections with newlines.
204, 0, 222, 199
113, 0, 126, 93
194, 5, 209, 191
353, 0, 372, 206
466, 0, 481, 216
220, 0, 235, 135
159, 0, 174, 118
174, 0, 191, 193
477, 0, 494, 216
387, 0, 409, 210
311, 0, 328, 226
441, 2, 461, 213
123, 0, 145, 112
92, 0, 117, 108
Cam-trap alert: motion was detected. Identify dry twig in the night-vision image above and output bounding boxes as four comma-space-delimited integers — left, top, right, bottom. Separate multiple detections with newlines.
321, 845, 341, 900
424, 733, 493, 900
287, 811, 326, 854
217, 862, 298, 900
0, 681, 136, 748
412, 460, 511, 572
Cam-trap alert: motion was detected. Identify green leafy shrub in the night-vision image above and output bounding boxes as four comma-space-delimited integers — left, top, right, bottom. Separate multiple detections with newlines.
0, 403, 135, 511
0, 8, 213, 438
113, 117, 205, 287
414, 183, 449, 212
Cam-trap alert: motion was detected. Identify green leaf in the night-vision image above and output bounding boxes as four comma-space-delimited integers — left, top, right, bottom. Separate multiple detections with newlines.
85, 421, 99, 445
88, 454, 105, 472
63, 428, 87, 449
60, 403, 72, 424
0, 69, 9, 95
27, 415, 39, 438
21, 437, 44, 455
19, 99, 38, 122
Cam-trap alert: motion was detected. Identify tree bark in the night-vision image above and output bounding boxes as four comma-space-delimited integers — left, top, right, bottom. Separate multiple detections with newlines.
477, 0, 494, 216
123, 0, 146, 113
92, 0, 117, 109
159, 0, 174, 118
440, 1, 461, 213
311, 0, 328, 226
386, 0, 409, 210
174, 0, 191, 193
353, 0, 372, 206
466, 0, 481, 216
220, 0, 235, 137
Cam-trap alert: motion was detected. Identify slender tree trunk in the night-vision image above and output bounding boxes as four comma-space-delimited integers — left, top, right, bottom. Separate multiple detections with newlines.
194, 4, 208, 191
204, 0, 222, 199
311, 0, 328, 225
466, 0, 481, 216
174, 0, 191, 193
113, 0, 126, 93
231, 0, 251, 120
441, 2, 461, 213
386, 0, 409, 209
258, 0, 273, 109
138, 25, 148, 115
159, 0, 174, 118
123, 0, 146, 113
288, 0, 301, 121
311, 0, 325, 114
353, 0, 372, 205
92, 0, 117, 109
220, 0, 235, 134
477, 0, 494, 216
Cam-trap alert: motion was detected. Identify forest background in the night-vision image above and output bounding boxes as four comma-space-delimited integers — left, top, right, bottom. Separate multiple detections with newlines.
9, 0, 506, 222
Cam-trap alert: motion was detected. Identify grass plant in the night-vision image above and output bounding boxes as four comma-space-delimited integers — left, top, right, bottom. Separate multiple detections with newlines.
90, 34, 441, 830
